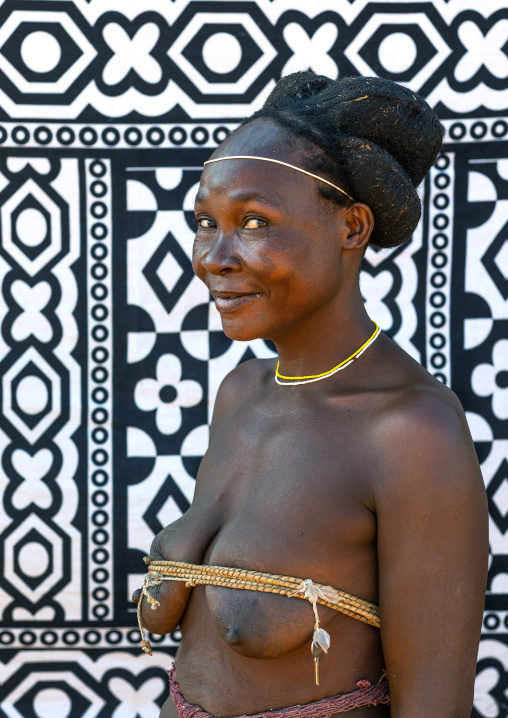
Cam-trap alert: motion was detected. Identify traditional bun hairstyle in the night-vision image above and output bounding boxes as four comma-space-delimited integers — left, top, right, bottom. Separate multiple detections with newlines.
241, 72, 443, 248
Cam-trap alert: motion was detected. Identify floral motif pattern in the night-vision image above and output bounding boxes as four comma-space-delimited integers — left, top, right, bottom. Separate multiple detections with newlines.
134, 354, 203, 434
471, 339, 508, 421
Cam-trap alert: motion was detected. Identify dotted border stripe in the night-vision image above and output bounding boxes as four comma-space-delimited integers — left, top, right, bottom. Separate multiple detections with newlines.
0, 626, 179, 649
86, 159, 114, 622
0, 124, 234, 149
442, 118, 508, 144
426, 153, 454, 386
0, 119, 506, 149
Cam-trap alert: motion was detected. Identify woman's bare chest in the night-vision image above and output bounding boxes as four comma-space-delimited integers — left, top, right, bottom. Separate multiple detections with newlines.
201, 399, 374, 540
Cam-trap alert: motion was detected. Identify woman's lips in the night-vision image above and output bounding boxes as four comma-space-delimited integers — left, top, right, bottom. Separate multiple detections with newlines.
213, 293, 260, 312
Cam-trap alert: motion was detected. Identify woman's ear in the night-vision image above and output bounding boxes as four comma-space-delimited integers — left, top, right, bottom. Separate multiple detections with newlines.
343, 203, 374, 250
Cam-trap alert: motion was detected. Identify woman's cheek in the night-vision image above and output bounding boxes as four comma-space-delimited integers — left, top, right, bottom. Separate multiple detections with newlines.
192, 241, 206, 280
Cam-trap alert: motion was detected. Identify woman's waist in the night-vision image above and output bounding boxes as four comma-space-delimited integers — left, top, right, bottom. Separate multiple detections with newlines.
169, 657, 389, 718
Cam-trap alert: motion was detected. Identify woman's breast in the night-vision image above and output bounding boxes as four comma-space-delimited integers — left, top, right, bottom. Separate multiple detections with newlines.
204, 584, 322, 658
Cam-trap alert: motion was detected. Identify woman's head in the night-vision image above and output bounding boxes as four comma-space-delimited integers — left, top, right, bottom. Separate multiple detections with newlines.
194, 118, 373, 342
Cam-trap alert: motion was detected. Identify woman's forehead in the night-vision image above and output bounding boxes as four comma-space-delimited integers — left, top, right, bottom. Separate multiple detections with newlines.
197, 121, 316, 203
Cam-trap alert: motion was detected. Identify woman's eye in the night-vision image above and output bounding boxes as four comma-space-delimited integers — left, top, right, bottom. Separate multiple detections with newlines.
197, 217, 216, 229
244, 218, 267, 229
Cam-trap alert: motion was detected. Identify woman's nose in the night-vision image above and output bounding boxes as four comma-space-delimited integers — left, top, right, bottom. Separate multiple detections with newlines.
195, 232, 242, 276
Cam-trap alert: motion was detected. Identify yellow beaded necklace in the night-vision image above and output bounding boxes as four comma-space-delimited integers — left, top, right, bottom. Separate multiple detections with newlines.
275, 322, 380, 386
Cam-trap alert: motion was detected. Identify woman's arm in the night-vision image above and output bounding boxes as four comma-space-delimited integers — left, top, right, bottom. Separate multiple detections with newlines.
374, 389, 488, 718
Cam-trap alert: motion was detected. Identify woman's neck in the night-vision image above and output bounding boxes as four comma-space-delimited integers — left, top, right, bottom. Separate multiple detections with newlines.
272, 293, 374, 382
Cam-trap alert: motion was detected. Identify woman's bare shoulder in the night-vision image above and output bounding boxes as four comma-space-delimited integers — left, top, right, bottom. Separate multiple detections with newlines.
371, 373, 482, 506
220, 357, 275, 401
210, 358, 275, 432
385, 354, 468, 440
224, 356, 275, 388
369, 333, 465, 420
362, 336, 481, 493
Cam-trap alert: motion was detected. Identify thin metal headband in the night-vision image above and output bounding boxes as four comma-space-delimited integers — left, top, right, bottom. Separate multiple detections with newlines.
203, 156, 354, 202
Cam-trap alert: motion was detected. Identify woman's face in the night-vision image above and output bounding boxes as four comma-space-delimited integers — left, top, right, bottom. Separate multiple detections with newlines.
192, 120, 354, 343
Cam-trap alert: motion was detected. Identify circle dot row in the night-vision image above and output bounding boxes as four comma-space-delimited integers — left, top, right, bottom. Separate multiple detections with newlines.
448, 120, 507, 141
429, 155, 451, 383
0, 628, 181, 645
88, 159, 111, 620
0, 125, 229, 147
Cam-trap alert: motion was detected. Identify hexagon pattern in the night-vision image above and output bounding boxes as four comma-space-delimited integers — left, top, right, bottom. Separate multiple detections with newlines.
0, 11, 97, 96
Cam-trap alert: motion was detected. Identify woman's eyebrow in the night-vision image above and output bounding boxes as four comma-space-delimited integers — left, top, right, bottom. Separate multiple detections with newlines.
195, 189, 286, 210
229, 190, 286, 207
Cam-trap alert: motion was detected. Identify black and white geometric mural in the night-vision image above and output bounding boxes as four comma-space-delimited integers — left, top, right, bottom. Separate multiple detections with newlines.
0, 1, 507, 716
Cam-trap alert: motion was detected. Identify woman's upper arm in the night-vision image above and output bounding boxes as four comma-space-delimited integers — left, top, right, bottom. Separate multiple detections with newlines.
375, 393, 488, 718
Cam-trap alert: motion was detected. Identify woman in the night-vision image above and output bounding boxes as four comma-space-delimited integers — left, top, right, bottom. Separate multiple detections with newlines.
134, 72, 488, 718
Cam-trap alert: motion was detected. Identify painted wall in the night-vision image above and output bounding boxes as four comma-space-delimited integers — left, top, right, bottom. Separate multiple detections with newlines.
0, 2, 506, 716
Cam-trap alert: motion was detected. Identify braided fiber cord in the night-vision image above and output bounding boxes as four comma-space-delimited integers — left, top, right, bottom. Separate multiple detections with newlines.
168, 667, 390, 718
137, 559, 379, 657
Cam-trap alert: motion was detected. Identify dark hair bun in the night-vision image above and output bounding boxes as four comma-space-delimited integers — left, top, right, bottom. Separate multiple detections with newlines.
249, 71, 443, 248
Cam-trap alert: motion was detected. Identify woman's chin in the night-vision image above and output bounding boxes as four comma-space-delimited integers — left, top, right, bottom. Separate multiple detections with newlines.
220, 319, 267, 343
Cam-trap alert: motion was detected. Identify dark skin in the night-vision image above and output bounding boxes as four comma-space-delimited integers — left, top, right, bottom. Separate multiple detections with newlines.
133, 119, 489, 718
